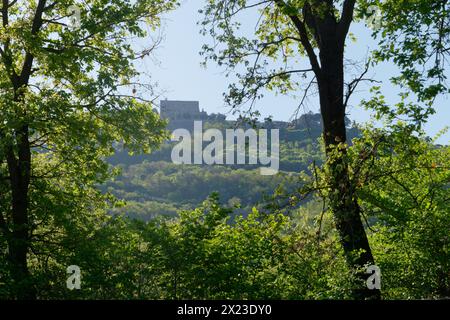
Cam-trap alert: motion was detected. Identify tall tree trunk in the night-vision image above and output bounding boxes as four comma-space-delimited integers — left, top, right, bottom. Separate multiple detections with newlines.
317, 32, 380, 300
276, 0, 379, 299
6, 125, 36, 300
0, 0, 45, 300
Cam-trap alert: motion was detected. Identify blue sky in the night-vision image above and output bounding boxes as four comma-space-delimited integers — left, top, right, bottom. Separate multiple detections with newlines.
139, 0, 449, 144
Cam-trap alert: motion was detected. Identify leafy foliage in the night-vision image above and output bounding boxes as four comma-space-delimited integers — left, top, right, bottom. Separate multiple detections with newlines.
0, 0, 449, 300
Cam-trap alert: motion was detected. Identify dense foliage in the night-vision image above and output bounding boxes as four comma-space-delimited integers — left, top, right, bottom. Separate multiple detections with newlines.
0, 0, 448, 300
1, 121, 448, 299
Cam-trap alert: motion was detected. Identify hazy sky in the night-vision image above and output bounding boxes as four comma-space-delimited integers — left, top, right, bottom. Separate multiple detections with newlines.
139, 0, 449, 144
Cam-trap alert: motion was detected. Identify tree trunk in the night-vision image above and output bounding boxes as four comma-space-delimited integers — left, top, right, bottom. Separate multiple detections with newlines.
1, 0, 45, 300
276, 0, 379, 299
317, 31, 380, 300
6, 125, 36, 300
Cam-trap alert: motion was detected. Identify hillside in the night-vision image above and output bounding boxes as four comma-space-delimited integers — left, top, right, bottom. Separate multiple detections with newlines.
103, 112, 359, 220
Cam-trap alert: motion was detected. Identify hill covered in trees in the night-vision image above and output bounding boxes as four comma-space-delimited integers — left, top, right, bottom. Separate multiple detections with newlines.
102, 112, 359, 220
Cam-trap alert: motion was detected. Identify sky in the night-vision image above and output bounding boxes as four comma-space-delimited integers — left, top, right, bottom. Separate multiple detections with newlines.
138, 0, 450, 144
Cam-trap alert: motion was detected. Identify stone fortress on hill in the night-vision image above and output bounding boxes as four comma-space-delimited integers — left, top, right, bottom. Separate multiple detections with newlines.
160, 100, 207, 121
155, 99, 357, 136
159, 99, 293, 130
159, 100, 226, 131
157, 99, 356, 137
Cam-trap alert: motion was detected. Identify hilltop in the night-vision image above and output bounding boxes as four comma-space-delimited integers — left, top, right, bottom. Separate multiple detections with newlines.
103, 101, 360, 220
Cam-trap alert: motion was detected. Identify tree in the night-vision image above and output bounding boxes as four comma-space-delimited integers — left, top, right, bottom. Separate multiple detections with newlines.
0, 0, 176, 299
200, 0, 381, 299
201, 0, 450, 299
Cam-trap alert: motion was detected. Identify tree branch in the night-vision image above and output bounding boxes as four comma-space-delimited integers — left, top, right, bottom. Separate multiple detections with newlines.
273, 0, 321, 76
19, 0, 46, 87
338, 0, 356, 42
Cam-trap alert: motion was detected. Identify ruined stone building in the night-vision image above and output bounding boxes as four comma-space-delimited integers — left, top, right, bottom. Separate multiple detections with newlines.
160, 100, 207, 121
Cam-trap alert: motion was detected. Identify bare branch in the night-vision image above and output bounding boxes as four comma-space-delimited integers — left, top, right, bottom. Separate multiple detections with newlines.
344, 62, 381, 109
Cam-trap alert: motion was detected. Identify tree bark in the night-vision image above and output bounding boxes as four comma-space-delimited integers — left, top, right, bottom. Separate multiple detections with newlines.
0, 0, 46, 299
6, 125, 36, 300
316, 27, 380, 300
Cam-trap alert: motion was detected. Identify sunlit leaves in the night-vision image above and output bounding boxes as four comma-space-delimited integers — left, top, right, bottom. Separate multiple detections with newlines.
0, 0, 177, 297
369, 0, 450, 104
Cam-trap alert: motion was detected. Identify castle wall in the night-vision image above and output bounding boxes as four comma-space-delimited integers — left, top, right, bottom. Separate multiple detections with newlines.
160, 100, 201, 120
